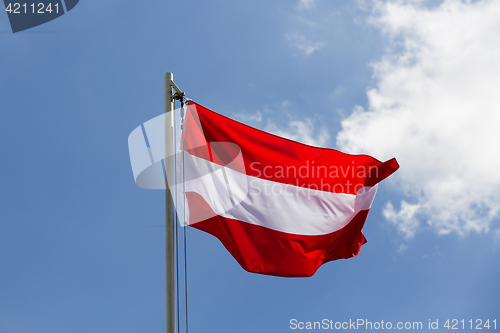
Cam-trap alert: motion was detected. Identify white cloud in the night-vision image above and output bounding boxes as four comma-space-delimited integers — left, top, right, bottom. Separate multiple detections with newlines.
297, 0, 316, 11
494, 229, 500, 243
285, 33, 326, 56
266, 118, 330, 147
383, 200, 421, 239
232, 111, 262, 124
328, 85, 346, 100
285, 0, 329, 56
397, 243, 408, 253
337, 0, 500, 238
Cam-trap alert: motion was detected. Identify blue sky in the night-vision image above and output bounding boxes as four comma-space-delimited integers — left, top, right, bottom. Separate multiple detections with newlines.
1, 1, 499, 332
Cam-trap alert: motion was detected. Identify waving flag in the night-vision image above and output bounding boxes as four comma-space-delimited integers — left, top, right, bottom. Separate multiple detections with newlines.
129, 102, 399, 277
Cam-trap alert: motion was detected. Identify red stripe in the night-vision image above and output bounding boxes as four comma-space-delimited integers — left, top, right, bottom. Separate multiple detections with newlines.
185, 102, 398, 195
188, 192, 369, 277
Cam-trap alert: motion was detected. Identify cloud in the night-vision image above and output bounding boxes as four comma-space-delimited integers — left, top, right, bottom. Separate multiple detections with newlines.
284, 0, 330, 56
285, 33, 326, 56
337, 0, 500, 238
232, 111, 262, 124
297, 0, 316, 11
328, 85, 346, 100
266, 118, 330, 147
494, 229, 500, 244
384, 200, 421, 239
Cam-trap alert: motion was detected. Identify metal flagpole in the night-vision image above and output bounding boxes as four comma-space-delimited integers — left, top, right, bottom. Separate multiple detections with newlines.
165, 72, 176, 333
164, 72, 184, 333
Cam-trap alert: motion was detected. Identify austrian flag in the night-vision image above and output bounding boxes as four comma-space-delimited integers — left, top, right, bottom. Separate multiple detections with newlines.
128, 102, 399, 277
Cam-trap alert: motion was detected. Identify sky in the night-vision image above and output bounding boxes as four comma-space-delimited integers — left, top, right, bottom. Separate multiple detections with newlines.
1, 0, 499, 332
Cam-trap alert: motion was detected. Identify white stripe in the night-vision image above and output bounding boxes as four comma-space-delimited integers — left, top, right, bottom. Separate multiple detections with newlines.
183, 152, 377, 236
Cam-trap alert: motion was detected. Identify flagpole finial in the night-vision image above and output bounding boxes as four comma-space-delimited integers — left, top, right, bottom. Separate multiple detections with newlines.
166, 73, 185, 102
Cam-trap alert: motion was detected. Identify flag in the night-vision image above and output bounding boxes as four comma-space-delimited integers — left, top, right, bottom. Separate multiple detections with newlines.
177, 102, 399, 277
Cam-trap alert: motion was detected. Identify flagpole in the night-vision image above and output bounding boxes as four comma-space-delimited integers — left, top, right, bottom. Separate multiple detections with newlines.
165, 72, 176, 333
